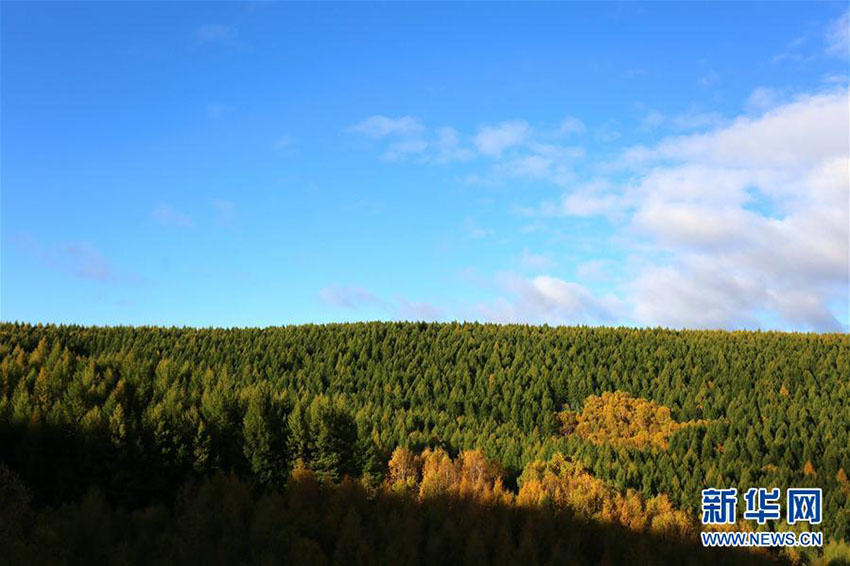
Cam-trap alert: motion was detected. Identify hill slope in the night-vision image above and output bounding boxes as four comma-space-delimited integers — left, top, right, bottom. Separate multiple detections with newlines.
0, 322, 847, 562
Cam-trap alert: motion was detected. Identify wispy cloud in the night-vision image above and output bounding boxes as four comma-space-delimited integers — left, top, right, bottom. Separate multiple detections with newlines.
474, 120, 530, 157
351, 115, 586, 184
519, 249, 556, 271
432, 126, 475, 163
822, 72, 849, 85
381, 138, 428, 161
536, 87, 849, 331
195, 24, 237, 43
746, 87, 783, 112
826, 10, 849, 56
319, 285, 443, 321
697, 69, 719, 88
462, 216, 493, 240
530, 179, 621, 219
559, 116, 586, 135
577, 259, 612, 282
476, 272, 618, 325
347, 86, 848, 331
274, 135, 293, 149
771, 34, 812, 64
347, 115, 424, 138
594, 121, 621, 143
153, 204, 194, 228
637, 105, 725, 132
59, 243, 116, 281
318, 285, 383, 309
396, 299, 443, 321
346, 116, 431, 162
13, 235, 142, 284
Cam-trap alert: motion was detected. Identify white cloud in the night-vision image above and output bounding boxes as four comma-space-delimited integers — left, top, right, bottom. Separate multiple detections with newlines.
153, 204, 194, 228
826, 10, 849, 56
433, 126, 475, 162
640, 109, 725, 131
577, 259, 612, 282
481, 143, 581, 186
562, 192, 620, 218
477, 273, 617, 325
348, 118, 474, 162
347, 115, 424, 138
498, 155, 553, 180
630, 261, 763, 330
345, 89, 848, 331
351, 116, 584, 185
575, 88, 849, 331
746, 87, 783, 112
632, 202, 754, 250
534, 180, 621, 218
474, 120, 530, 157
625, 91, 847, 169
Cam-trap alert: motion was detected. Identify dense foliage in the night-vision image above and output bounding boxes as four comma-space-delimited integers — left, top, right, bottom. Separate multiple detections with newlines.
557, 390, 690, 449
2, 462, 787, 566
0, 321, 848, 560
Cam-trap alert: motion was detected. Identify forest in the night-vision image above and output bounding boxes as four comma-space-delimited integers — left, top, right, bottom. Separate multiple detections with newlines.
0, 321, 848, 565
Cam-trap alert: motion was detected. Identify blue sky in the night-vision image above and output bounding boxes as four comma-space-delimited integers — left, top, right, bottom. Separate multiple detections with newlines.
2, 2, 848, 331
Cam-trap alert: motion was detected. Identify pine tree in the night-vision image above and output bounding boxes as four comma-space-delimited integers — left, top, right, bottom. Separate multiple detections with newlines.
243, 386, 290, 487
312, 398, 359, 482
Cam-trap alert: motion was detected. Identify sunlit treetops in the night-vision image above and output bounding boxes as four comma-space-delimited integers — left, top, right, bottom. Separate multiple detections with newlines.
559, 391, 712, 450
0, 322, 848, 544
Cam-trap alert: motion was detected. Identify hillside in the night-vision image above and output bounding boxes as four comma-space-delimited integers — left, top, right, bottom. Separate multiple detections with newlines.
0, 322, 847, 563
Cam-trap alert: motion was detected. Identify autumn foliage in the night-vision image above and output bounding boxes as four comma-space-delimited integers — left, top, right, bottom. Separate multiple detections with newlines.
560, 391, 686, 449
0, 461, 785, 566
517, 452, 693, 537
1, 322, 848, 555
387, 447, 511, 505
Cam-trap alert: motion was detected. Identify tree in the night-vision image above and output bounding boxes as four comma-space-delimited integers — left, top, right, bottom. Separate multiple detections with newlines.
419, 448, 457, 499
387, 446, 419, 491
312, 397, 359, 482
288, 402, 314, 468
243, 386, 290, 487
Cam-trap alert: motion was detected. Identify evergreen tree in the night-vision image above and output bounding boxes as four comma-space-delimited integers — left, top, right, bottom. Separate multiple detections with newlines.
243, 386, 290, 487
